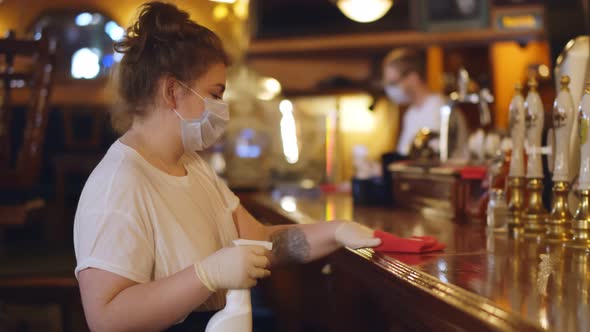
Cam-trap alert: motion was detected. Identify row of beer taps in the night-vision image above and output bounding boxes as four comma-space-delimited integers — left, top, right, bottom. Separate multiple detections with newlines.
506, 75, 590, 250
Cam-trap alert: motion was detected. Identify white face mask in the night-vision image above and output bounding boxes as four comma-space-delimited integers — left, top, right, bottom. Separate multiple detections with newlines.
174, 81, 229, 152
384, 85, 410, 105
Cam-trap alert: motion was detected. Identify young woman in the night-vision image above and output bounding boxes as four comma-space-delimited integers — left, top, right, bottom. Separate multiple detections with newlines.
73, 2, 381, 331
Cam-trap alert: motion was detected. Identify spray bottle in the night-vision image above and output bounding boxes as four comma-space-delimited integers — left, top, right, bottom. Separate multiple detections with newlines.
205, 239, 273, 332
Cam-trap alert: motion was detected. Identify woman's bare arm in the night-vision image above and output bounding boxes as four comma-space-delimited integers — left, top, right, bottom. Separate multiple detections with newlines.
232, 205, 343, 266
78, 266, 211, 332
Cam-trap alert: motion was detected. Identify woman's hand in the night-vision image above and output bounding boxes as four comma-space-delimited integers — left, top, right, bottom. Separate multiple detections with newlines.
334, 221, 381, 249
195, 245, 271, 291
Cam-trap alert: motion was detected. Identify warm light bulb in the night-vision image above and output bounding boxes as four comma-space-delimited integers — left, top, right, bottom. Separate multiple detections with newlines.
210, 0, 236, 3
263, 78, 281, 94
213, 4, 229, 20
336, 0, 393, 23
538, 64, 550, 78
233, 0, 249, 20
280, 196, 297, 212
256, 77, 282, 101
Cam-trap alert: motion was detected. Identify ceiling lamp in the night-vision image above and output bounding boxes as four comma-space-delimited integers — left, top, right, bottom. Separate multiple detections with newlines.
336, 0, 393, 23
256, 77, 282, 101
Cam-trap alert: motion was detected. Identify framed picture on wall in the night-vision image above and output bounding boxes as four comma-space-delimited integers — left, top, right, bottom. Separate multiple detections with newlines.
411, 0, 490, 32
491, 5, 544, 32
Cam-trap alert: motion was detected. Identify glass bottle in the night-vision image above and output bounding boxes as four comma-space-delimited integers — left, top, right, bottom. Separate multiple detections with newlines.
487, 189, 508, 229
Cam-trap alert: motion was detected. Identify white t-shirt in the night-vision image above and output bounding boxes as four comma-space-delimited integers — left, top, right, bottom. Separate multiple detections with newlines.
396, 94, 444, 155
73, 140, 240, 311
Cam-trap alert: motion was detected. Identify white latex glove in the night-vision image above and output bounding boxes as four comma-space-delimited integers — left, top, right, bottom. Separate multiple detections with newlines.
194, 245, 270, 291
334, 221, 381, 249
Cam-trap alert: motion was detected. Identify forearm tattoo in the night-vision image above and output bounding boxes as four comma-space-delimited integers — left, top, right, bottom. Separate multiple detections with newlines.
270, 227, 311, 265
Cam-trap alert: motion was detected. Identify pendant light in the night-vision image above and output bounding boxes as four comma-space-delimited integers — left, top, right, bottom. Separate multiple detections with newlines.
336, 0, 393, 23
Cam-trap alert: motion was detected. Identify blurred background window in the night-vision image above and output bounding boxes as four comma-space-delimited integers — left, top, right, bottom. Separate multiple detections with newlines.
30, 10, 124, 81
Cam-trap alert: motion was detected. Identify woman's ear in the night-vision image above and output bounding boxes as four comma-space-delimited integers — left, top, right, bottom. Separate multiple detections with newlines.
160, 75, 178, 110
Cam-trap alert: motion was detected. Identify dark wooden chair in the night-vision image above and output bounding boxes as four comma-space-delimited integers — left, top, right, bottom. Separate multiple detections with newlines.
0, 30, 56, 229
0, 244, 81, 332
0, 31, 86, 332
53, 104, 111, 244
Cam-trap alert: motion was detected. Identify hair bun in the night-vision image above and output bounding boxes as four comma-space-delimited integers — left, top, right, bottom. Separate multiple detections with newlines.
137, 1, 190, 41
114, 1, 191, 59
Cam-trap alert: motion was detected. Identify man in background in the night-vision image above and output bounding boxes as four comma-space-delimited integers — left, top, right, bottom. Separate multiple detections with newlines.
382, 48, 444, 156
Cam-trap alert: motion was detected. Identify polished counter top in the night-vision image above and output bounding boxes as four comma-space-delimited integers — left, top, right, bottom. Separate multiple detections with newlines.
243, 193, 590, 332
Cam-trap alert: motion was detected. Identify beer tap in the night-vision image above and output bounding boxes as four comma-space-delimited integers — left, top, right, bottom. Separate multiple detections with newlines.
507, 83, 526, 235
523, 77, 548, 238
546, 76, 575, 243
439, 67, 494, 162
568, 82, 590, 250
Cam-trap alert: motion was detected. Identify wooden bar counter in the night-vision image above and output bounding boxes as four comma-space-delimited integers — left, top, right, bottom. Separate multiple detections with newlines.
242, 193, 590, 332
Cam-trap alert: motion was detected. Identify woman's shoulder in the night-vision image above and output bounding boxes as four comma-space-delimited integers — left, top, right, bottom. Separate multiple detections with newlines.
92, 141, 151, 184
78, 141, 153, 209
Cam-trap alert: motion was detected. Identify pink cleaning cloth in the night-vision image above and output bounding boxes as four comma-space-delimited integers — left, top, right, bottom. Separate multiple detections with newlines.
373, 230, 446, 253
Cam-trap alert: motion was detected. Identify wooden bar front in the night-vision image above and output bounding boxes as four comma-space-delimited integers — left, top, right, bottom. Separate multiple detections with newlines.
242, 193, 589, 332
